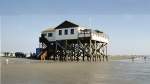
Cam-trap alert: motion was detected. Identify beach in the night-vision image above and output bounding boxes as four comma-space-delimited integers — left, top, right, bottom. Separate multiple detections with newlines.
1, 57, 150, 84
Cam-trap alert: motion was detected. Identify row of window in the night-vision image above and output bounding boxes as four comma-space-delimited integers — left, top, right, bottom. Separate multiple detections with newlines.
59, 29, 74, 35
46, 29, 75, 37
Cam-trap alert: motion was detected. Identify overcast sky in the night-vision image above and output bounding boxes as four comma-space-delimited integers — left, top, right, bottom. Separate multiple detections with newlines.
0, 0, 150, 55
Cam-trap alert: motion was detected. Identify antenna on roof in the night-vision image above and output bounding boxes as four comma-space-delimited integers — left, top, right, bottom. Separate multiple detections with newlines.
89, 17, 92, 28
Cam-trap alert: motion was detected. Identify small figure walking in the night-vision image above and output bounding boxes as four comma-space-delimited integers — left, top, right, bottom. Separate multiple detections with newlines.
131, 56, 134, 62
144, 56, 147, 63
6, 59, 9, 64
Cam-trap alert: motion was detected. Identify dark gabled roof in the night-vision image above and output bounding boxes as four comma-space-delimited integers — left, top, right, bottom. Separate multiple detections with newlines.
55, 20, 79, 29
95, 30, 103, 33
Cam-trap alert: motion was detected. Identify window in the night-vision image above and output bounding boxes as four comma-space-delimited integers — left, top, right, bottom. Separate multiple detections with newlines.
59, 30, 62, 35
64, 29, 68, 35
48, 33, 53, 37
42, 33, 46, 37
70, 29, 74, 34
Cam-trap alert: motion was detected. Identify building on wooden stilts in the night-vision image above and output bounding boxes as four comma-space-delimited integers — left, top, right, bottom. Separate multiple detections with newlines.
39, 20, 109, 62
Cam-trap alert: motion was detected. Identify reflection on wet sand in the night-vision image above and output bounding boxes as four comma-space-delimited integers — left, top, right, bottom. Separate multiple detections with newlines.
1, 57, 150, 84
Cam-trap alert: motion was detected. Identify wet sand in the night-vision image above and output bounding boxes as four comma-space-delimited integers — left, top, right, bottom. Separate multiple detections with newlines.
1, 57, 150, 84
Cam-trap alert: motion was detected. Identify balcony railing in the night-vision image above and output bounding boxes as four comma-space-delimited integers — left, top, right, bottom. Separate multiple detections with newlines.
79, 29, 109, 39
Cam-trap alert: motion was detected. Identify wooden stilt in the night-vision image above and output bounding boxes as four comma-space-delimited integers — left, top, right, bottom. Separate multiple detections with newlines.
39, 29, 109, 62
106, 45, 108, 61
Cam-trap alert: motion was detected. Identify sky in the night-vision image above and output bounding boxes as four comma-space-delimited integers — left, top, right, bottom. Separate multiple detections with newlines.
0, 0, 150, 55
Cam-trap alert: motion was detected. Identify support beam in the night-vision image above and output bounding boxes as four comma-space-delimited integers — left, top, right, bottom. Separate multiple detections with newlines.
39, 36, 108, 62
106, 45, 108, 61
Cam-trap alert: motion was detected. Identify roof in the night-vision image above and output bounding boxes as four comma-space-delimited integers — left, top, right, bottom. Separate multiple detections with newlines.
42, 28, 55, 33
55, 20, 79, 29
94, 30, 103, 33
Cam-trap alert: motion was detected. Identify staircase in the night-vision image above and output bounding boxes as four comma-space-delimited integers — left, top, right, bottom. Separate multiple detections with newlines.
38, 34, 50, 59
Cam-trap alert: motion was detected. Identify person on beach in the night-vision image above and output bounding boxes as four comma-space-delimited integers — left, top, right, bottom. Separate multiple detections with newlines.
6, 59, 9, 64
144, 56, 147, 62
131, 56, 134, 62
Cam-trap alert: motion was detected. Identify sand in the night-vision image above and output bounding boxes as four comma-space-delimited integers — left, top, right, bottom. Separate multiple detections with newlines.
1, 57, 150, 84
1, 60, 104, 84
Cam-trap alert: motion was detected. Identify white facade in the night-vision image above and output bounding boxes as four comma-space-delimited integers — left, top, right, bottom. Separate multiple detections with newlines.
42, 27, 80, 41
55, 27, 79, 40
41, 21, 109, 43
42, 31, 56, 42
42, 27, 109, 43
91, 33, 109, 43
